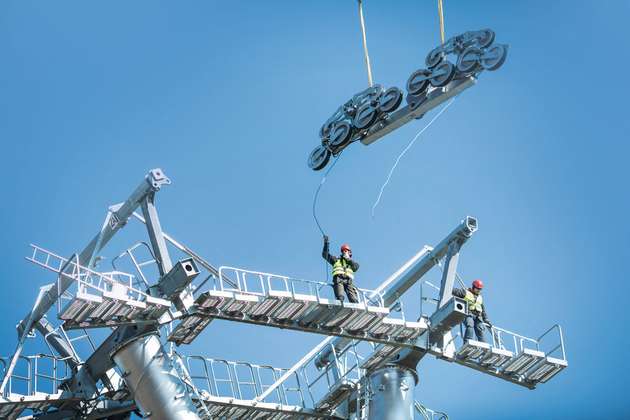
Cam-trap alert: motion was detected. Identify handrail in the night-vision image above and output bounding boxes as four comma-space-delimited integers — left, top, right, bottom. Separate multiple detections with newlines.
27, 244, 153, 305
216, 266, 386, 308
537, 324, 566, 360
0, 354, 71, 396
184, 355, 303, 407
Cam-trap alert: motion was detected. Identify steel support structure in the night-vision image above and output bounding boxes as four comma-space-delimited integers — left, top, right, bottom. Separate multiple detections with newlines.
367, 366, 417, 420
308, 217, 477, 418
1, 169, 170, 395
111, 333, 200, 420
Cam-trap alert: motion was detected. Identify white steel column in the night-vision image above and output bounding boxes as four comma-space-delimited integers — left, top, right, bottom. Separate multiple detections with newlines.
112, 333, 200, 420
367, 366, 417, 420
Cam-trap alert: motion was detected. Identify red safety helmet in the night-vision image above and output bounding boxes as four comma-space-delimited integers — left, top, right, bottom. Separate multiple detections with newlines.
472, 279, 484, 290
340, 244, 352, 253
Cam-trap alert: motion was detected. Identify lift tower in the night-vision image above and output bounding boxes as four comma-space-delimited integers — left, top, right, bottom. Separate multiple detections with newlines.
0, 169, 567, 419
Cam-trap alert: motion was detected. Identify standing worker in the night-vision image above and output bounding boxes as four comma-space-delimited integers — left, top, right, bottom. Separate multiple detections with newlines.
452, 279, 492, 343
322, 236, 360, 303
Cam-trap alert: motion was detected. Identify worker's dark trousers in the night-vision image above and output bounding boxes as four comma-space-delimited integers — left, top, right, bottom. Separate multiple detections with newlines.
463, 315, 486, 343
333, 277, 359, 303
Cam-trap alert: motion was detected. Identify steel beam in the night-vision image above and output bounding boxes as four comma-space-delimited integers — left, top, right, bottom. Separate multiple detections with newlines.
380, 216, 477, 306
436, 241, 461, 309
360, 77, 476, 146
140, 193, 173, 276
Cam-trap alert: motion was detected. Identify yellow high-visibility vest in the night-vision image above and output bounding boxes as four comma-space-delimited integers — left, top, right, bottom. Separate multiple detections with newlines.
332, 258, 354, 280
464, 290, 483, 313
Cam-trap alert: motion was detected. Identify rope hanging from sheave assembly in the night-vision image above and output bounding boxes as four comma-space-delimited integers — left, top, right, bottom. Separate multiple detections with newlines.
357, 0, 374, 87
312, 150, 345, 283
370, 96, 457, 218
370, 0, 452, 218
312, 151, 344, 237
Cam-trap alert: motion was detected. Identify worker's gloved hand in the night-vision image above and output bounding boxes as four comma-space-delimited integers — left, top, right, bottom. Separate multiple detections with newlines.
485, 321, 493, 329
323, 235, 329, 243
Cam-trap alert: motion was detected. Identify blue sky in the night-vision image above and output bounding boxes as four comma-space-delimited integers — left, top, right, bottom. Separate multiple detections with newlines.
1, 1, 629, 418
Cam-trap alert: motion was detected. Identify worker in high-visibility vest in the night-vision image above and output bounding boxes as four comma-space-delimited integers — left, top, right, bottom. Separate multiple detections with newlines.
322, 235, 360, 303
452, 279, 492, 343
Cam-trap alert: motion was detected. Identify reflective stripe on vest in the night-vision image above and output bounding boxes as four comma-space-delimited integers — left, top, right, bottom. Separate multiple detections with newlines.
332, 258, 354, 280
464, 290, 483, 313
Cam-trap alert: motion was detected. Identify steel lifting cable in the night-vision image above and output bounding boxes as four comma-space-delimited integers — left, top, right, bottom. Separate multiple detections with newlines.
438, 0, 446, 45
357, 0, 374, 87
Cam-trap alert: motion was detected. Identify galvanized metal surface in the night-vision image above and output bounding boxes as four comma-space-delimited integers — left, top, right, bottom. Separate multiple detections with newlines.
111, 333, 201, 420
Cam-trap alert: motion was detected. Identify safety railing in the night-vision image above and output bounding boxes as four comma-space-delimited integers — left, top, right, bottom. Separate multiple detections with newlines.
214, 266, 386, 308
26, 244, 162, 313
181, 340, 370, 414
415, 401, 448, 420
460, 323, 567, 363
111, 241, 158, 290
0, 354, 71, 397
184, 356, 306, 407
421, 278, 567, 364
301, 340, 364, 408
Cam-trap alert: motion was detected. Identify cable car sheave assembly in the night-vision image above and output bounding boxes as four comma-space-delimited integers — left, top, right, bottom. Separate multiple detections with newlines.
308, 29, 508, 171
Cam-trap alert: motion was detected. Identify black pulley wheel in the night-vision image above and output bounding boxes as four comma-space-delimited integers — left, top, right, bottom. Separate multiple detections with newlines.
480, 44, 508, 71
406, 93, 426, 110
476, 29, 496, 48
353, 103, 378, 130
329, 121, 353, 149
308, 145, 331, 171
378, 87, 403, 113
429, 61, 455, 87
406, 69, 432, 96
425, 47, 444, 69
319, 121, 333, 139
457, 47, 482, 75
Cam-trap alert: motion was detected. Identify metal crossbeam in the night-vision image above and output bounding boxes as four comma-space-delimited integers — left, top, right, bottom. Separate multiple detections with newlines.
360, 77, 476, 146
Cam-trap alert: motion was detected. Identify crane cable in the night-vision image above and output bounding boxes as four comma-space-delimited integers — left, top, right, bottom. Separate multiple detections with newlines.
438, 0, 446, 45
357, 0, 374, 87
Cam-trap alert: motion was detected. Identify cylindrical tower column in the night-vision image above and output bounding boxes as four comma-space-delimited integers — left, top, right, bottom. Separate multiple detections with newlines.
111, 333, 200, 420
367, 365, 417, 420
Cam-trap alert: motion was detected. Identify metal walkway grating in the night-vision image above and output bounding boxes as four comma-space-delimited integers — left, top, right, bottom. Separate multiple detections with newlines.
169, 289, 427, 347
454, 340, 567, 388
194, 393, 340, 419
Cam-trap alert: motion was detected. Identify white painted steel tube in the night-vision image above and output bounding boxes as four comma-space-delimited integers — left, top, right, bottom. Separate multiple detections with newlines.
112, 333, 200, 420
368, 366, 417, 420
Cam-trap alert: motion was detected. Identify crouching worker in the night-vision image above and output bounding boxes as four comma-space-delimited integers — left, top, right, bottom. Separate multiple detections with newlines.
452, 279, 492, 343
322, 235, 359, 303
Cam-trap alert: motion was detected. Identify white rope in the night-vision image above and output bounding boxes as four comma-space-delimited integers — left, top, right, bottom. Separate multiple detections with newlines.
371, 96, 457, 218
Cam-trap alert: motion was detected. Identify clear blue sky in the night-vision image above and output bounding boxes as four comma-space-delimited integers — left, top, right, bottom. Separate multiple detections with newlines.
1, 1, 628, 418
